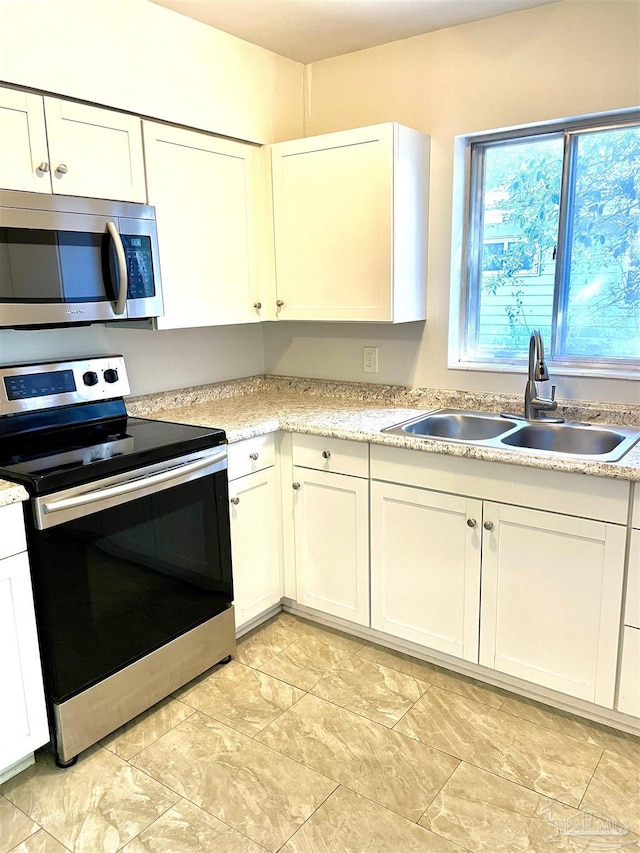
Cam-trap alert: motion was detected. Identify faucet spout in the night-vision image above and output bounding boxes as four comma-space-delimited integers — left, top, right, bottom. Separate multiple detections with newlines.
524, 330, 562, 421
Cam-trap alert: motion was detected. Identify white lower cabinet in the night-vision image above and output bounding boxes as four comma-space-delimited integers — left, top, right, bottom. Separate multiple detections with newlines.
292, 466, 369, 626
370, 445, 629, 710
479, 502, 626, 707
618, 627, 640, 717
370, 481, 481, 661
0, 503, 48, 780
290, 434, 370, 626
228, 438, 282, 631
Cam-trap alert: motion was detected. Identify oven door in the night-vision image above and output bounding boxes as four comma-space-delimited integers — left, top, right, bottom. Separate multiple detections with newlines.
27, 447, 232, 703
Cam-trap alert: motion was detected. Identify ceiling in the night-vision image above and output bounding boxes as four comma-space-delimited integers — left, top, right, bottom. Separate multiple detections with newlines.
149, 0, 563, 64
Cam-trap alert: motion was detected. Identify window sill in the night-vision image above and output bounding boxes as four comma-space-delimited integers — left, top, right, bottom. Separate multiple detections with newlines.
448, 359, 640, 382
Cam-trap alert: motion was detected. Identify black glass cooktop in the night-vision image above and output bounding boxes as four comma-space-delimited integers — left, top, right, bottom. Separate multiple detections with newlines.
0, 401, 226, 495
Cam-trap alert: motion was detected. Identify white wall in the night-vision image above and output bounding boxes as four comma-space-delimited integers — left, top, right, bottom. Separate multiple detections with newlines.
263, 0, 640, 404
0, 325, 265, 396
0, 0, 303, 144
0, 0, 305, 395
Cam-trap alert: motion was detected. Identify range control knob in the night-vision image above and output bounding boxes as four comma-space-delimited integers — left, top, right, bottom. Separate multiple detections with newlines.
103, 368, 119, 384
82, 371, 99, 387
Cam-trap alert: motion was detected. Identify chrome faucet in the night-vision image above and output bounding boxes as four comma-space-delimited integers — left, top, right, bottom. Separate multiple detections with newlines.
524, 330, 561, 420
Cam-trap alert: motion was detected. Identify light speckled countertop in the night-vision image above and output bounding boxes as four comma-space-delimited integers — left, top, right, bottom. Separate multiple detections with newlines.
1, 376, 638, 508
127, 377, 640, 483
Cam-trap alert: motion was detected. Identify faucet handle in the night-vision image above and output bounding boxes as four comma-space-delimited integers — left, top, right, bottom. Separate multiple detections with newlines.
550, 384, 556, 401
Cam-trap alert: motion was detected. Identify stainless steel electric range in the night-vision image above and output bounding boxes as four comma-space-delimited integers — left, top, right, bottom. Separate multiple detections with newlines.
0, 355, 235, 767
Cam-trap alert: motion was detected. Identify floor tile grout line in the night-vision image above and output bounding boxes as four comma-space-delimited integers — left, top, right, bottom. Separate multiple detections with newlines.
497, 703, 639, 760
391, 683, 433, 732
103, 704, 199, 762
118, 794, 182, 851
5, 825, 50, 853
273, 779, 340, 852
414, 755, 462, 826
577, 747, 606, 812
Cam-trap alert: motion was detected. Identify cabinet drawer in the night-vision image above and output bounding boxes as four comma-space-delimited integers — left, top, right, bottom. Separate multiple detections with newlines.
625, 528, 639, 629
228, 434, 276, 481
292, 433, 369, 478
0, 503, 26, 560
618, 626, 640, 717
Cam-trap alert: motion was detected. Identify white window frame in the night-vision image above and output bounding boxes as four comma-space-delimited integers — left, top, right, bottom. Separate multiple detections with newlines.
449, 110, 640, 381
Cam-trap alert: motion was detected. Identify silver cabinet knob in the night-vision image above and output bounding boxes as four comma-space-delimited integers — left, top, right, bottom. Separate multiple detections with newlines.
322, 450, 331, 459
249, 452, 259, 461
292, 482, 301, 490
37, 161, 50, 173
230, 497, 240, 505
276, 300, 284, 308
466, 518, 477, 528
253, 302, 262, 310
484, 521, 494, 531
55, 164, 68, 174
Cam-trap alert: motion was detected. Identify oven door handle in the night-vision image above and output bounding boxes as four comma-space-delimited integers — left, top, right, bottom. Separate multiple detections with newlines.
41, 451, 226, 517
107, 221, 128, 316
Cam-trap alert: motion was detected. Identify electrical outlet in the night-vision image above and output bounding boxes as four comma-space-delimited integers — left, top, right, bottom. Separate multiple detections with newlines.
363, 346, 379, 373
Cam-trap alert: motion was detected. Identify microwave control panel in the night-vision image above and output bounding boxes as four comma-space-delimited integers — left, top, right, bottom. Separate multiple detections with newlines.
122, 235, 155, 299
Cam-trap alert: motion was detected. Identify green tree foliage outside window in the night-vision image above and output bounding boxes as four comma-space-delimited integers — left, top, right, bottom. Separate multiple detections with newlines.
465, 121, 640, 365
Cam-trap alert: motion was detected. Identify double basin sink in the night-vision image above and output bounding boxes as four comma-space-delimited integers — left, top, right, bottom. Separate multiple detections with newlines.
382, 409, 640, 463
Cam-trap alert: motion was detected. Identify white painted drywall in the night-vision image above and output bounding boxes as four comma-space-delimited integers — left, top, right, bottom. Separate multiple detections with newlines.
0, 0, 305, 395
263, 0, 640, 404
0, 0, 303, 144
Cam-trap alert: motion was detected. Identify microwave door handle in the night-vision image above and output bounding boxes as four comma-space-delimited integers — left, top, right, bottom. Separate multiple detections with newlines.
107, 221, 128, 316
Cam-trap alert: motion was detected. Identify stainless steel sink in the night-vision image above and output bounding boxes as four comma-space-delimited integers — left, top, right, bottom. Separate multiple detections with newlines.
396, 410, 518, 441
382, 408, 640, 462
499, 422, 640, 461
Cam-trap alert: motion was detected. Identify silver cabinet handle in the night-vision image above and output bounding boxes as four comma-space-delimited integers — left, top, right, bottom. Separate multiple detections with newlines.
466, 518, 477, 528
55, 164, 68, 174
106, 221, 128, 316
276, 300, 284, 307
484, 521, 494, 531
249, 452, 259, 461
253, 302, 262, 310
38, 161, 50, 173
230, 497, 240, 505
292, 482, 301, 490
322, 450, 331, 459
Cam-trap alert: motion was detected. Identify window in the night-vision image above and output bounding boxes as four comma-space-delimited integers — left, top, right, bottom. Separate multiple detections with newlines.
460, 118, 640, 369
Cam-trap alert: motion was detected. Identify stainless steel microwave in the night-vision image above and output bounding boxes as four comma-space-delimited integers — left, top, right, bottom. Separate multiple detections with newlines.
0, 190, 163, 328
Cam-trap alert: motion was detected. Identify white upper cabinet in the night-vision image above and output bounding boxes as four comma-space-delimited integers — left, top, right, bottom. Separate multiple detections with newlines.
0, 86, 146, 202
43, 98, 146, 202
144, 121, 262, 329
0, 88, 50, 192
270, 123, 429, 322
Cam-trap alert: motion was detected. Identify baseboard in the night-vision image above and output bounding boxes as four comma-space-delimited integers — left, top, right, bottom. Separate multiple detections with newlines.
279, 599, 640, 738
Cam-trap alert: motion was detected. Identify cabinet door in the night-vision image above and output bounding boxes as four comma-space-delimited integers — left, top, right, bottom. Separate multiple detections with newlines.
371, 481, 482, 661
617, 627, 640, 717
292, 466, 369, 626
624, 527, 639, 628
0, 552, 48, 775
230, 468, 282, 630
0, 87, 51, 193
480, 503, 626, 707
144, 121, 261, 329
43, 98, 146, 202
271, 125, 394, 321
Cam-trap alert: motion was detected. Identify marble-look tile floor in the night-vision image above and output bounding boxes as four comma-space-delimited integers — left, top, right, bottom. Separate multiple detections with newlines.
2, 612, 639, 853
